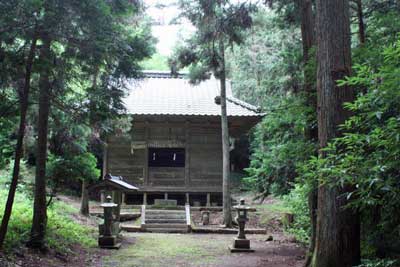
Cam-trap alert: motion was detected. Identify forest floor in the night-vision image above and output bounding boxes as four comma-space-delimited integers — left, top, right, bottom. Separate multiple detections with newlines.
0, 194, 306, 267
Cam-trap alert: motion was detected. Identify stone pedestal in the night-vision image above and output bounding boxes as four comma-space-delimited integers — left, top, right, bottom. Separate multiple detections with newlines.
98, 235, 121, 249
229, 238, 254, 252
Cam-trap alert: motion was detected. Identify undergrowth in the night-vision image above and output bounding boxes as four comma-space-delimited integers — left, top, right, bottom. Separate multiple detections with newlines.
0, 163, 96, 254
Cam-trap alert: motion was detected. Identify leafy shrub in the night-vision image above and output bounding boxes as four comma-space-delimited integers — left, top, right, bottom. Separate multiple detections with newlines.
282, 183, 311, 244
356, 259, 399, 267
245, 94, 315, 197
0, 187, 97, 253
47, 152, 100, 195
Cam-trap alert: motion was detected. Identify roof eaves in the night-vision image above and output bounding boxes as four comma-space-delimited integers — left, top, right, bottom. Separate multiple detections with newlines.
226, 97, 263, 114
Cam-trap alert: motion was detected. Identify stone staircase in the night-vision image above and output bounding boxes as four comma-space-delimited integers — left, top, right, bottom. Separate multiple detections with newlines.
141, 205, 191, 233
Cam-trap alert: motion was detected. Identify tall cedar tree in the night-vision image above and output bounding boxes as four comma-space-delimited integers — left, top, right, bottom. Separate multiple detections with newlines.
0, 17, 38, 250
18, 0, 152, 248
174, 0, 254, 227
297, 0, 318, 265
311, 0, 360, 266
28, 34, 52, 249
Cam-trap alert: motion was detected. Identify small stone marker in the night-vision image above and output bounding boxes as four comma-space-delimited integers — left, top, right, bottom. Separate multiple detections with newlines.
201, 210, 210, 225
229, 199, 254, 253
98, 195, 121, 249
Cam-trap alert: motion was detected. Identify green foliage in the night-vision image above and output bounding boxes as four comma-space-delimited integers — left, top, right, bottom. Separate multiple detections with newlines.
47, 152, 100, 194
141, 53, 169, 71
0, 118, 15, 168
245, 94, 315, 196
300, 39, 400, 257
0, 169, 96, 253
356, 259, 399, 267
282, 184, 311, 244
229, 9, 303, 106
171, 0, 255, 82
228, 8, 315, 198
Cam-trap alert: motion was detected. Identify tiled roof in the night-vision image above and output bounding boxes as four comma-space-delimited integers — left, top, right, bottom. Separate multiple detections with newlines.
123, 71, 263, 117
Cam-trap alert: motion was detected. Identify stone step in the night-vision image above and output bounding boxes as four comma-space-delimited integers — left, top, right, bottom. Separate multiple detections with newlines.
145, 219, 186, 224
146, 210, 185, 215
146, 214, 186, 219
146, 228, 189, 233
144, 223, 188, 229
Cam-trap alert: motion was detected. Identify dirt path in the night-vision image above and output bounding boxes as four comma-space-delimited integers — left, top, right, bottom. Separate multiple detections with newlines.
98, 232, 305, 267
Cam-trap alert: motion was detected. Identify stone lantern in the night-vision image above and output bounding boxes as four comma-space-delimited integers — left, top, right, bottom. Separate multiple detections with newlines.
229, 198, 254, 252
98, 195, 121, 249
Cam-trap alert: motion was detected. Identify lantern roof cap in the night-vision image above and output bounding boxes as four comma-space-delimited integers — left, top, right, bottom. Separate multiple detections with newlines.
101, 195, 118, 208
233, 198, 253, 210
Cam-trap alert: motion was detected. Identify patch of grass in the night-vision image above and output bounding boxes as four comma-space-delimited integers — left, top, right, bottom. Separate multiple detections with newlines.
0, 165, 97, 254
103, 234, 228, 267
46, 204, 97, 252
0, 188, 97, 253
251, 199, 291, 225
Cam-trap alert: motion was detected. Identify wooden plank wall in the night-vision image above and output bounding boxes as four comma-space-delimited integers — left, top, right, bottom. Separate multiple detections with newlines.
189, 127, 222, 188
107, 135, 145, 185
106, 119, 223, 192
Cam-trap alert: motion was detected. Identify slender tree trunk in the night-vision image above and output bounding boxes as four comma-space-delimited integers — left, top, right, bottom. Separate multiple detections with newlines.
80, 69, 99, 216
0, 34, 38, 250
27, 34, 52, 249
80, 180, 89, 216
311, 0, 360, 266
298, 2, 318, 266
220, 41, 232, 227
300, 0, 315, 71
355, 0, 366, 45
299, 0, 318, 141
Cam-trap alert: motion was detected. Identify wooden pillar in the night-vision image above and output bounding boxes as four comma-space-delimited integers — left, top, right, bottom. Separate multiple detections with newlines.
184, 121, 190, 188
206, 193, 211, 207
121, 193, 126, 205
143, 192, 147, 205
186, 193, 190, 205
164, 192, 168, 200
144, 121, 149, 186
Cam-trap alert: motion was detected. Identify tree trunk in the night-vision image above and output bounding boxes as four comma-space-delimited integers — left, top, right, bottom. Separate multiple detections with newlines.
298, 2, 318, 266
80, 180, 89, 216
0, 34, 38, 250
299, 0, 315, 69
299, 0, 318, 141
304, 186, 318, 267
355, 0, 366, 45
220, 41, 232, 227
311, 0, 360, 266
27, 34, 52, 250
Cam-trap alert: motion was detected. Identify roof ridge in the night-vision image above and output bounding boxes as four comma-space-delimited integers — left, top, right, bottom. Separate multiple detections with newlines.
142, 70, 188, 79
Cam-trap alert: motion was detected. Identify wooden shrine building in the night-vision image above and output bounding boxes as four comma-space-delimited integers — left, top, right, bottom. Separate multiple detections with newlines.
103, 71, 264, 206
